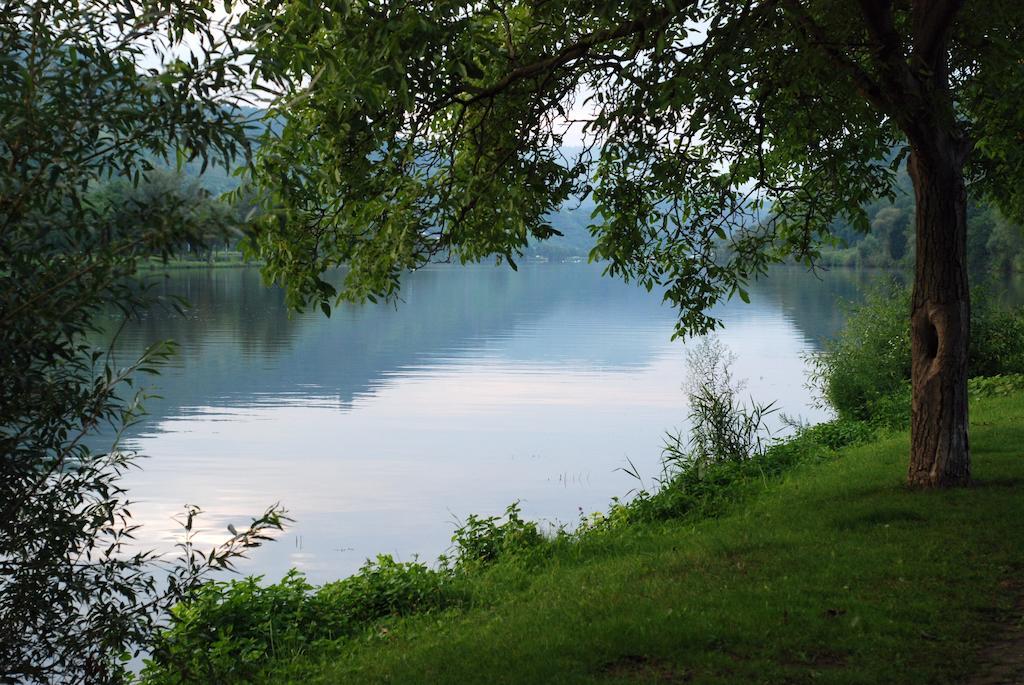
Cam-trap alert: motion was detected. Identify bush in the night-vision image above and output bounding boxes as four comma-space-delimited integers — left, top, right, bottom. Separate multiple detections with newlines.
144, 502, 550, 682
145, 571, 318, 684
809, 280, 1024, 421
448, 501, 547, 569
970, 290, 1024, 377
317, 555, 455, 625
807, 281, 910, 421
597, 338, 783, 526
968, 374, 1024, 398
865, 383, 912, 430
143, 557, 456, 684
792, 417, 877, 450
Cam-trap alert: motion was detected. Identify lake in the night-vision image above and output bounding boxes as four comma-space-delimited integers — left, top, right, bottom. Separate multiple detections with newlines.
110, 263, 880, 584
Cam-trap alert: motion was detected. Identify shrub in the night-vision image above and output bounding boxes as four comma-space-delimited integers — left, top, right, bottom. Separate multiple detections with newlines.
143, 557, 456, 684
145, 571, 317, 684
317, 555, 455, 625
809, 280, 1024, 421
791, 417, 877, 450
968, 374, 1024, 398
143, 501, 551, 682
604, 338, 783, 526
970, 290, 1024, 377
865, 383, 912, 430
807, 280, 910, 421
0, 2, 277, 680
448, 501, 547, 568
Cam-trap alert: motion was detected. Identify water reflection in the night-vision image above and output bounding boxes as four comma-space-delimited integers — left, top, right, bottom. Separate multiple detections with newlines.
111, 263, 875, 583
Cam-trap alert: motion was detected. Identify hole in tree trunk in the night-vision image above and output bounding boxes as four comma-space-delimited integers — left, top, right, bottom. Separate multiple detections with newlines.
923, 319, 939, 360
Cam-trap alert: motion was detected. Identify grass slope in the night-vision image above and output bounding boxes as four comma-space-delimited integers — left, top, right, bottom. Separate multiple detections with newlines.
272, 394, 1024, 684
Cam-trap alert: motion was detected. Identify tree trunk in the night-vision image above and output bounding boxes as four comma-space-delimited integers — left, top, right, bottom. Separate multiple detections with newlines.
906, 140, 971, 488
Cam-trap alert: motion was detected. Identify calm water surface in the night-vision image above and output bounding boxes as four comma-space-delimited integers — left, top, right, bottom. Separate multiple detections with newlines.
110, 263, 877, 583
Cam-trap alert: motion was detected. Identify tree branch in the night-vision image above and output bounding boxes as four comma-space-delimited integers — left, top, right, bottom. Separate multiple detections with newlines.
858, 0, 902, 61
856, 0, 920, 110
781, 0, 892, 113
912, 0, 965, 70
461, 7, 681, 106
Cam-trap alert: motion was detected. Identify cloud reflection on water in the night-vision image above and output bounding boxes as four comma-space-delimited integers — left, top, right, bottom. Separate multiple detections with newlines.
115, 264, 869, 583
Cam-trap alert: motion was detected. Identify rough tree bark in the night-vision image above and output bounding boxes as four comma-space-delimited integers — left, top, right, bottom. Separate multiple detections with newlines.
906, 137, 971, 487
851, 0, 972, 487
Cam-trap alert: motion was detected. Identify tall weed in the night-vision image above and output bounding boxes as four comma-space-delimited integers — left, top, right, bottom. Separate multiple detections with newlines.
671, 337, 777, 469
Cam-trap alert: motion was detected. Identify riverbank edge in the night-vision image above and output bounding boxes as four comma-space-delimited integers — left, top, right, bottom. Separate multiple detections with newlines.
291, 388, 1023, 684
140, 380, 1024, 684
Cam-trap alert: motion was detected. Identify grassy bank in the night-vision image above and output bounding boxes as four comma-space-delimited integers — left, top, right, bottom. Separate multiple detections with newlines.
144, 390, 1024, 684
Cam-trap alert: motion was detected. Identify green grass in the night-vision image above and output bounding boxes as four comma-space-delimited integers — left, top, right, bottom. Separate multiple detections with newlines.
265, 394, 1024, 684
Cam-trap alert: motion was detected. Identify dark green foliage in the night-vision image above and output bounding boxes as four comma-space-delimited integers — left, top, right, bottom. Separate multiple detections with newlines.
808, 282, 910, 420
155, 571, 320, 683
316, 556, 455, 625
810, 281, 1024, 421
968, 374, 1024, 399
448, 501, 546, 568
818, 167, 1024, 275
969, 290, 1024, 377
237, 1, 1024, 337
864, 383, 913, 431
144, 558, 457, 684
0, 1, 282, 681
791, 417, 877, 451
144, 501, 557, 682
142, 503, 551, 681
90, 170, 241, 259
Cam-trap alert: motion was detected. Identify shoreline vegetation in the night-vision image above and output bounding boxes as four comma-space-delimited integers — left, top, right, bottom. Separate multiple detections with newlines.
133, 266, 1024, 684
137, 252, 258, 270
131, 160, 1024, 278
139, 379, 1024, 684
10, 2, 1024, 681
138, 286, 1024, 683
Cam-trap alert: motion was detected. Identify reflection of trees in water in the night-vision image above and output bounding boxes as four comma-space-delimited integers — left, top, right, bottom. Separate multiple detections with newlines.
100, 264, 919, 438
750, 267, 888, 345
107, 265, 681, 433
129, 269, 298, 358
753, 267, 1024, 347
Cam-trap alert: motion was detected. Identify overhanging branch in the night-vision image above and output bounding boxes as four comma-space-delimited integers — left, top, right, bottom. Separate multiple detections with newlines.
460, 6, 682, 106
781, 0, 893, 113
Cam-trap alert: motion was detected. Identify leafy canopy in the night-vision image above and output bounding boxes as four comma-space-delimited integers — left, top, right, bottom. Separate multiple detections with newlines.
0, 0, 284, 680
240, 0, 1023, 334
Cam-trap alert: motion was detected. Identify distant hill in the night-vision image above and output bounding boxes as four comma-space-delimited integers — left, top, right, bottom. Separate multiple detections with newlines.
529, 197, 598, 260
